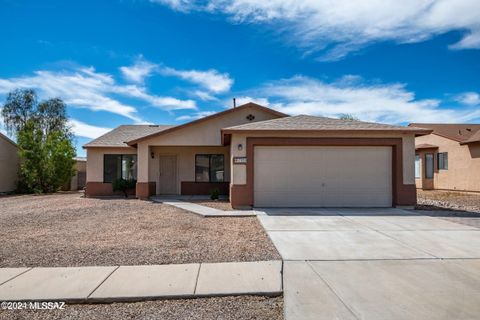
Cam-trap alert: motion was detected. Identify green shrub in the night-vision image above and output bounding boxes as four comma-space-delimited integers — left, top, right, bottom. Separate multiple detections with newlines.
113, 178, 137, 198
209, 187, 220, 200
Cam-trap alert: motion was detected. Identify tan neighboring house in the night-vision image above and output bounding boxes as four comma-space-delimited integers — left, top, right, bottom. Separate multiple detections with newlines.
63, 157, 87, 191
0, 132, 19, 193
409, 123, 480, 192
83, 102, 430, 208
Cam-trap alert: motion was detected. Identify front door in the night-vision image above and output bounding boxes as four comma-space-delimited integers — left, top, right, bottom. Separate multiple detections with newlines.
158, 155, 177, 194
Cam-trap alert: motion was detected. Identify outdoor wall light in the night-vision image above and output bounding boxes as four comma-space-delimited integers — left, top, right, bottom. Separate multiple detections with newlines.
151, 152, 155, 159
237, 143, 243, 151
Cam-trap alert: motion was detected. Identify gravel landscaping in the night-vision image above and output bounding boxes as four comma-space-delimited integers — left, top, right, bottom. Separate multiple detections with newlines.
0, 192, 280, 267
0, 296, 284, 320
416, 189, 480, 228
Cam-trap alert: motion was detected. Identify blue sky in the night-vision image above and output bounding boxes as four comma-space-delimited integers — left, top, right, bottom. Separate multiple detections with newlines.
0, 0, 479, 157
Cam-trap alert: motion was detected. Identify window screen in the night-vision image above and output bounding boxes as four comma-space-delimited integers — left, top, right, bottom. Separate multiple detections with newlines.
437, 152, 448, 170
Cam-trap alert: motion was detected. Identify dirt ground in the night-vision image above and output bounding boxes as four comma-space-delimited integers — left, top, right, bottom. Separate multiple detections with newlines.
0, 192, 280, 267
0, 296, 284, 320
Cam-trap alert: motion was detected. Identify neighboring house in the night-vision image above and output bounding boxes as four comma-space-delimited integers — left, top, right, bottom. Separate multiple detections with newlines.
64, 157, 87, 191
409, 123, 480, 192
83, 102, 430, 208
0, 132, 19, 193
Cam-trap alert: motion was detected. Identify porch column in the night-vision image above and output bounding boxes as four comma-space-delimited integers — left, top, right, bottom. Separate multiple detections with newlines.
136, 142, 155, 199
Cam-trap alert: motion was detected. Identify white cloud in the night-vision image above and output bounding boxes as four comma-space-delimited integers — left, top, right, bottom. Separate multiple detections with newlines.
153, 0, 480, 60
232, 96, 271, 107
160, 67, 233, 93
0, 66, 197, 122
175, 110, 216, 121
119, 57, 158, 83
455, 92, 480, 106
69, 119, 111, 139
246, 75, 480, 123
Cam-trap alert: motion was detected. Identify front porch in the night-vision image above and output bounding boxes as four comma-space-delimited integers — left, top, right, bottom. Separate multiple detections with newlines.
136, 146, 230, 199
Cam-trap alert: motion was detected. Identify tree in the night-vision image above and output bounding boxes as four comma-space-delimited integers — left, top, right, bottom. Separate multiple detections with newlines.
1, 89, 75, 193
339, 114, 359, 121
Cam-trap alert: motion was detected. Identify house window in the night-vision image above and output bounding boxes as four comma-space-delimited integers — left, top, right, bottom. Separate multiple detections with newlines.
415, 154, 421, 179
425, 153, 434, 179
104, 154, 137, 183
195, 154, 224, 182
438, 152, 448, 170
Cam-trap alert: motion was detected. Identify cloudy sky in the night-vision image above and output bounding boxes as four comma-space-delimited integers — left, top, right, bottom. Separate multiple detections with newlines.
0, 0, 479, 156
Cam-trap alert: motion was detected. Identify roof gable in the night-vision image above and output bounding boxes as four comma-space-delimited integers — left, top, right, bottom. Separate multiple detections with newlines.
0, 132, 17, 148
126, 103, 287, 146
409, 123, 480, 143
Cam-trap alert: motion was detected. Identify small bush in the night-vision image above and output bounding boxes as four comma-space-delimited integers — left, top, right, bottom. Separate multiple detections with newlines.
113, 178, 136, 198
209, 187, 220, 200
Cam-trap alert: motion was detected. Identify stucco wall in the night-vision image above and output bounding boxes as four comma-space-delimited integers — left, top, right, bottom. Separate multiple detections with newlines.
137, 106, 280, 147
86, 147, 137, 182
0, 136, 19, 193
150, 146, 230, 194
230, 131, 416, 187
415, 134, 480, 191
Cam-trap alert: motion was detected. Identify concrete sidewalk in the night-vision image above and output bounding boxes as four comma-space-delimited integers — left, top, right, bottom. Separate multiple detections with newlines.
0, 261, 282, 303
151, 197, 259, 217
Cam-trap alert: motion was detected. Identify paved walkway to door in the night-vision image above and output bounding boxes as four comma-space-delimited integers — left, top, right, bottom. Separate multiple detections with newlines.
257, 208, 480, 320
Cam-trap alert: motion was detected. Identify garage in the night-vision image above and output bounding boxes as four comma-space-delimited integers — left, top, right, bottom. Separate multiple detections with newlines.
253, 146, 392, 207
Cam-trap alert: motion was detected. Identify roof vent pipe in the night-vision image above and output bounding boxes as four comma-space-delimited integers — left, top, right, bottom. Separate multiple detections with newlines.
233, 98, 236, 108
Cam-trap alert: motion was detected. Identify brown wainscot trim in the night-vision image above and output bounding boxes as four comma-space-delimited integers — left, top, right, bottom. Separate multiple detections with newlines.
136, 182, 156, 200
230, 137, 416, 208
181, 181, 229, 195
85, 182, 136, 197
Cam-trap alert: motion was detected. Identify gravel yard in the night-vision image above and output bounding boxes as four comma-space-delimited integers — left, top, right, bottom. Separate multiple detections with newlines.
417, 189, 480, 213
0, 192, 280, 267
416, 190, 480, 228
0, 296, 284, 320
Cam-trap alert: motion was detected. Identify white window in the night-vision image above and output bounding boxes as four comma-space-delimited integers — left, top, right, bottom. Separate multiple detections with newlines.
415, 154, 421, 179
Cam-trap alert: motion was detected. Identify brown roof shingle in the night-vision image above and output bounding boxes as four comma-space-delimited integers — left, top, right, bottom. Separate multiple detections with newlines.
83, 125, 174, 148
409, 123, 480, 143
223, 115, 429, 133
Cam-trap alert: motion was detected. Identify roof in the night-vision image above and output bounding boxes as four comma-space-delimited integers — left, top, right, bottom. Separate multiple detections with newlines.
0, 132, 17, 147
415, 143, 439, 150
223, 115, 431, 134
409, 123, 480, 143
74, 156, 87, 161
126, 102, 287, 146
83, 125, 174, 148
460, 130, 480, 145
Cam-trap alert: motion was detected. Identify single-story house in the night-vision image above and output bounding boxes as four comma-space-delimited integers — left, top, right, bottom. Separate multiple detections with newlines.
0, 132, 19, 193
83, 102, 430, 208
409, 123, 480, 192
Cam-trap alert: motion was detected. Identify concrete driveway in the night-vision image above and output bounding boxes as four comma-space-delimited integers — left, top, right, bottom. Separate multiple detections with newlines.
257, 208, 480, 320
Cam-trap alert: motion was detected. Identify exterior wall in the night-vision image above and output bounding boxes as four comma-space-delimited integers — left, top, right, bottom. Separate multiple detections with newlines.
70, 160, 86, 191
150, 146, 230, 195
0, 136, 19, 193
85, 147, 137, 197
415, 134, 480, 192
230, 132, 417, 208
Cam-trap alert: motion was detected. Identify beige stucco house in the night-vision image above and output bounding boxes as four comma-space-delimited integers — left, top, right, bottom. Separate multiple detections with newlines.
0, 132, 19, 193
84, 102, 430, 208
409, 123, 480, 192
